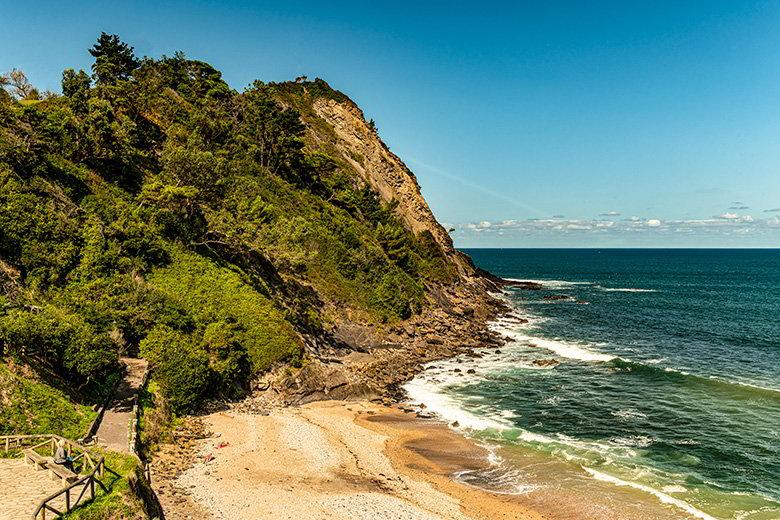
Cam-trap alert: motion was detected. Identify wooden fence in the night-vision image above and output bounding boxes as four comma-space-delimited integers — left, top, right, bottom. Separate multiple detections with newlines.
0, 434, 117, 519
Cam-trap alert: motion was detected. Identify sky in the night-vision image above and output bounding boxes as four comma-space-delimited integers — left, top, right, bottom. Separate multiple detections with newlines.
2, 0, 779, 247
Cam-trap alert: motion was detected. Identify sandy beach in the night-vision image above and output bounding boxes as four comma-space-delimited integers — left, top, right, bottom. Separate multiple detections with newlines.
154, 401, 549, 520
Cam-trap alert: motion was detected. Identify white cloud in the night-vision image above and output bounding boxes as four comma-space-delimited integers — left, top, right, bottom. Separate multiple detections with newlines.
452, 213, 780, 241
716, 213, 753, 222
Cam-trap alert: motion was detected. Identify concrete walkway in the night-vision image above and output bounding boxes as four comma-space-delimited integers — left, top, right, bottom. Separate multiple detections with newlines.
95, 357, 148, 453
0, 458, 85, 520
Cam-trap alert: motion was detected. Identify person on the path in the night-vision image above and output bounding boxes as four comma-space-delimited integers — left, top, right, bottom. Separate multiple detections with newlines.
53, 439, 74, 471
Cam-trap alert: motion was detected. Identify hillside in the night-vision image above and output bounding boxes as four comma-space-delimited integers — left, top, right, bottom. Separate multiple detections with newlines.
0, 34, 497, 426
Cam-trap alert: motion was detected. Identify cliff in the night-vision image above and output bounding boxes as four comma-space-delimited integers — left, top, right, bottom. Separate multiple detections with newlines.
0, 40, 499, 427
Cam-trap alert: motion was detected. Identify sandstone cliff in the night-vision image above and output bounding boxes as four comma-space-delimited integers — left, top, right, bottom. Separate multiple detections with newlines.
274, 80, 479, 280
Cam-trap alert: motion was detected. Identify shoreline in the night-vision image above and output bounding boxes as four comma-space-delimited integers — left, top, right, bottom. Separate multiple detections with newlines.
151, 400, 551, 520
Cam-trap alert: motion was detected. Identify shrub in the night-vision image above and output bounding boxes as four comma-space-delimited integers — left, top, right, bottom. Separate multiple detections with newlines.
140, 325, 209, 414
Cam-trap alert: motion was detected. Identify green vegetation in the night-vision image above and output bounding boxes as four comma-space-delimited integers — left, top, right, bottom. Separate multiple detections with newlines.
0, 33, 453, 415
0, 362, 96, 438
62, 449, 149, 520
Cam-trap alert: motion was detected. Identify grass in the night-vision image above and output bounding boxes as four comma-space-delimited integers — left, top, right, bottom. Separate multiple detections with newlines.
0, 361, 96, 439
61, 449, 148, 520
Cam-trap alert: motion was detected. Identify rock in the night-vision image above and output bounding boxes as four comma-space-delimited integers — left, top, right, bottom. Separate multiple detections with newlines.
504, 280, 543, 290
466, 369, 476, 374
451, 421, 460, 427
543, 294, 572, 301
532, 358, 560, 368
253, 380, 270, 391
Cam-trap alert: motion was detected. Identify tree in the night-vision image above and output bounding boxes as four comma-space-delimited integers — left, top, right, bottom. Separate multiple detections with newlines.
61, 69, 91, 114
88, 33, 139, 84
237, 83, 306, 178
0, 69, 40, 100
61, 68, 91, 97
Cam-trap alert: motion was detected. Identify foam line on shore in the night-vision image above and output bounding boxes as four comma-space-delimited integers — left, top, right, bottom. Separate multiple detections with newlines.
583, 468, 716, 520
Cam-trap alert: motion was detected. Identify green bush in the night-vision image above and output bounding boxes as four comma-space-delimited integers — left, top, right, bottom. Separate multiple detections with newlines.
0, 306, 117, 377
140, 325, 209, 414
148, 249, 302, 373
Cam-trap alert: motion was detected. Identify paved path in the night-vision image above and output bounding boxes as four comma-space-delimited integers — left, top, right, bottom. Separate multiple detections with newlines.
0, 458, 86, 520
95, 357, 148, 453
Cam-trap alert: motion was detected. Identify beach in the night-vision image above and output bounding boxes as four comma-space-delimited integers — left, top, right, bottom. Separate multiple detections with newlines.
146, 252, 779, 520
152, 401, 549, 520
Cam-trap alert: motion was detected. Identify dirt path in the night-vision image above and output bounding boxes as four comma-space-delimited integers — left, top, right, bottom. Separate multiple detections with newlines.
95, 357, 148, 453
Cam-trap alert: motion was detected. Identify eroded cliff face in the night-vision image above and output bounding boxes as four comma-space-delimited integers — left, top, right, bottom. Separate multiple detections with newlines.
312, 98, 451, 246
291, 92, 477, 279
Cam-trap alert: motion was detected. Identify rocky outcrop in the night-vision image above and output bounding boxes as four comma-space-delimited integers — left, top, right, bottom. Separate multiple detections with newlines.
310, 97, 454, 254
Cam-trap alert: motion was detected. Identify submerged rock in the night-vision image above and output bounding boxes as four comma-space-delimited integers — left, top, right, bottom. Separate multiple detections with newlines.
532, 358, 560, 368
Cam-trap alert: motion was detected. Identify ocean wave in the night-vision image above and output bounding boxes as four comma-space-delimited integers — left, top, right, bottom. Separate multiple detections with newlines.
610, 359, 780, 397
597, 286, 658, 293
500, 330, 617, 362
453, 445, 540, 495
491, 312, 780, 396
582, 467, 717, 520
403, 374, 513, 432
504, 278, 592, 290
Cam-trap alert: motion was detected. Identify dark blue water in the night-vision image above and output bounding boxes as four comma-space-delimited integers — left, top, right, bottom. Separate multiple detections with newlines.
408, 249, 780, 520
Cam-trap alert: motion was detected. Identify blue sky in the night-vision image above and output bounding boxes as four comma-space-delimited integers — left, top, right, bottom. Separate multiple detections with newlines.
3, 1, 779, 247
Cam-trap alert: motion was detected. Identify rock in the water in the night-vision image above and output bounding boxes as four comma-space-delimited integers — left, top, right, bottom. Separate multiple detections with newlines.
532, 358, 560, 368
504, 280, 543, 290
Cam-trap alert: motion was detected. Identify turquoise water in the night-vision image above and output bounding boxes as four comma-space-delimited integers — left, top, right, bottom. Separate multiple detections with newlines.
406, 249, 780, 520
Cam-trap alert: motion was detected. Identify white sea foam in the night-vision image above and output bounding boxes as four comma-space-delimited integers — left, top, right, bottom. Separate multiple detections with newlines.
611, 409, 648, 420
597, 286, 658, 293
583, 468, 717, 520
611, 435, 655, 448
505, 278, 592, 290
500, 330, 616, 362
403, 361, 513, 432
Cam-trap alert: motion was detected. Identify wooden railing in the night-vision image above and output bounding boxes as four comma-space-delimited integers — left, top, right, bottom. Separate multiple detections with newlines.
0, 434, 117, 519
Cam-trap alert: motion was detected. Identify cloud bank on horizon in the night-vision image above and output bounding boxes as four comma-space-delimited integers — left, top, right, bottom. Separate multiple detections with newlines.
450, 210, 780, 248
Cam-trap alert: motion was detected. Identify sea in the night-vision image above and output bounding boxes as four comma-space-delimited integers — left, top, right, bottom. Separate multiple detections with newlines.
404, 249, 779, 520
